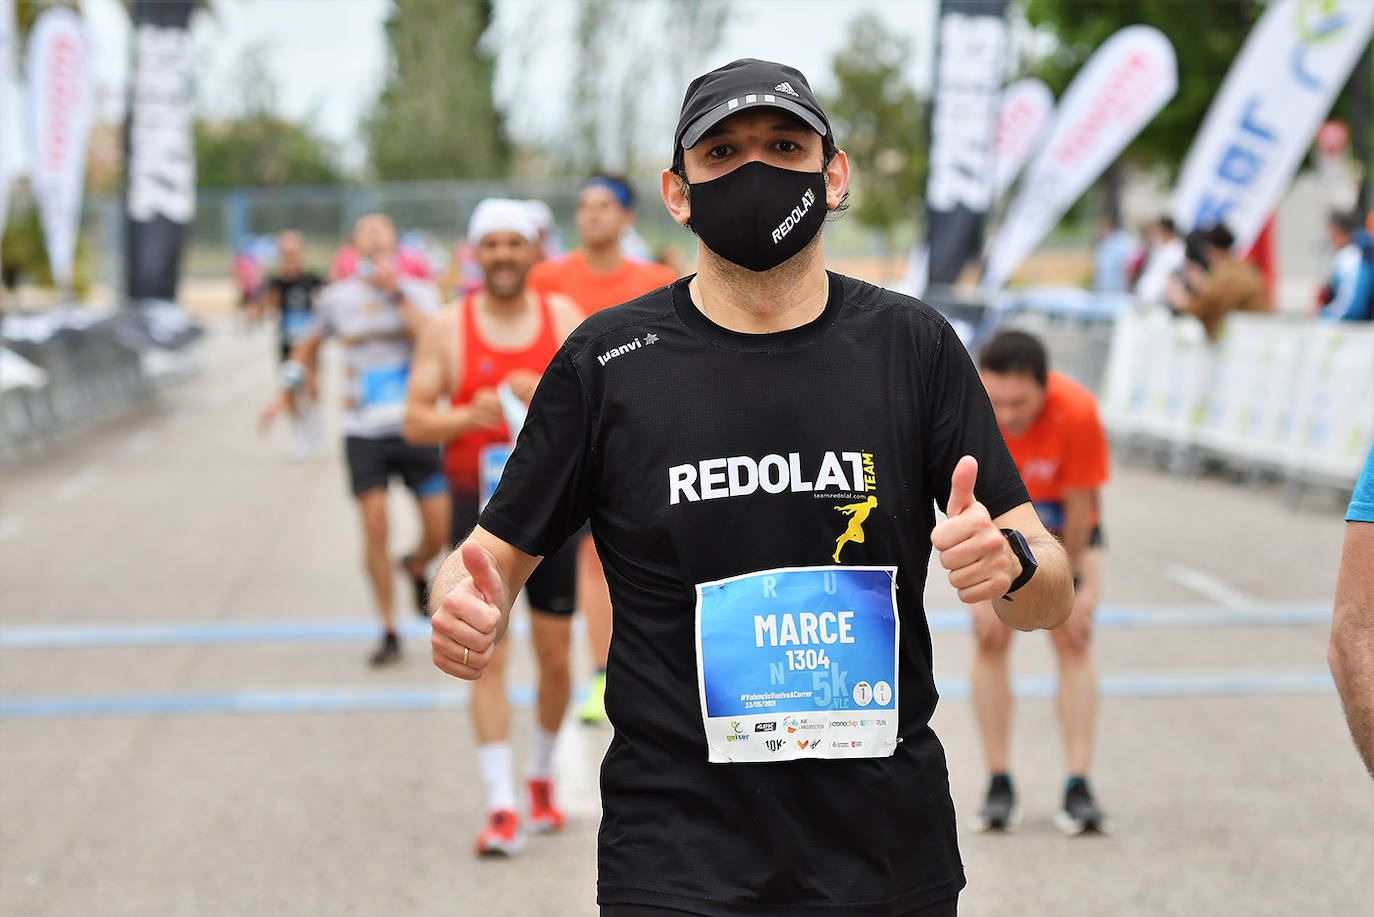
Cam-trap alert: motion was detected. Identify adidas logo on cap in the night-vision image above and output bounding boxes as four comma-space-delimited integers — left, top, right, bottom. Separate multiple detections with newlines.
774, 81, 800, 97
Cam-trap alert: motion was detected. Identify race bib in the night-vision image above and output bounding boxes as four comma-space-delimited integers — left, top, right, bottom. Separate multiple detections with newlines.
478, 443, 512, 510
357, 363, 409, 427
694, 565, 900, 764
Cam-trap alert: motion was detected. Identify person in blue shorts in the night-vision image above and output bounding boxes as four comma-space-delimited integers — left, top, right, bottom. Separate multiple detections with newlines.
265, 214, 451, 666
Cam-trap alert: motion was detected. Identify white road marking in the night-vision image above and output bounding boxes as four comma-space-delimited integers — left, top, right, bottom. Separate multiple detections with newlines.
1164, 564, 1259, 609
0, 516, 24, 541
57, 466, 105, 502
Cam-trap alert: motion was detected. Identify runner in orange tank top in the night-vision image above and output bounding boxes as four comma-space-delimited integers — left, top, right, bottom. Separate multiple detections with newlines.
527, 175, 681, 723
971, 329, 1113, 837
403, 199, 584, 857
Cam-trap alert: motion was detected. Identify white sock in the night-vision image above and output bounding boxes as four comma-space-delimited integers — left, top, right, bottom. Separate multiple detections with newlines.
477, 742, 516, 813
527, 727, 559, 779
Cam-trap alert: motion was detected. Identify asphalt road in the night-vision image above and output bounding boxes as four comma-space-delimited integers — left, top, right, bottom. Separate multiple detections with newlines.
1, 320, 1369, 916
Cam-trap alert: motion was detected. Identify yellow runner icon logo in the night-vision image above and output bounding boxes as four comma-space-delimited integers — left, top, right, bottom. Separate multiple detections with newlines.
832, 495, 878, 562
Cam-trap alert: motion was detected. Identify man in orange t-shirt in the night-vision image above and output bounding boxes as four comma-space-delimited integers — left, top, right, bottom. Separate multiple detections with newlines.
528, 175, 679, 723
971, 329, 1112, 836
529, 175, 679, 314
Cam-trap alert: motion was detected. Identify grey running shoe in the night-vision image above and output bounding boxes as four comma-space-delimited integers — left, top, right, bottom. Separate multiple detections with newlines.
971, 774, 1020, 832
368, 632, 401, 667
1055, 778, 1111, 835
401, 554, 430, 618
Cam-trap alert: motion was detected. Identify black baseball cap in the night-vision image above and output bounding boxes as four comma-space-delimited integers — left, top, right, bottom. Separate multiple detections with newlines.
674, 58, 832, 153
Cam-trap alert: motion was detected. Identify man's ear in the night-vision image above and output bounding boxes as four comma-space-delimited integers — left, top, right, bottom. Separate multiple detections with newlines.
824, 150, 849, 211
661, 169, 691, 227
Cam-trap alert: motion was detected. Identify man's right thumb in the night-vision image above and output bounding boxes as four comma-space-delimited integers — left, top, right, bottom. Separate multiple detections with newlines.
461, 540, 501, 605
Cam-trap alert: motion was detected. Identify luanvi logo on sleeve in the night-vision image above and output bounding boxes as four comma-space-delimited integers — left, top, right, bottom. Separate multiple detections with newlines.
597, 332, 658, 367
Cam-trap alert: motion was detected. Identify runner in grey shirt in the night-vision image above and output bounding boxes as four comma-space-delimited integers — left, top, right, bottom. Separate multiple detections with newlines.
269, 213, 451, 665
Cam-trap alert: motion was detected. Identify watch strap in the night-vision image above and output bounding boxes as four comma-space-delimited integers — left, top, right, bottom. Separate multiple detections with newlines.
1000, 527, 1037, 599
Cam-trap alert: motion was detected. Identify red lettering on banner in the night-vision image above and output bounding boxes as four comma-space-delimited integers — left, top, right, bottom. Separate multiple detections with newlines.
1051, 50, 1161, 170
41, 34, 83, 173
997, 99, 1035, 150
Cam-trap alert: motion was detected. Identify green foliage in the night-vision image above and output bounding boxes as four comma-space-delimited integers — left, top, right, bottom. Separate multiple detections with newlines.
365, 0, 508, 180
563, 0, 730, 173
821, 13, 926, 247
190, 43, 341, 188
194, 118, 340, 188
14, 0, 74, 36
1021, 0, 1261, 177
1, 205, 92, 296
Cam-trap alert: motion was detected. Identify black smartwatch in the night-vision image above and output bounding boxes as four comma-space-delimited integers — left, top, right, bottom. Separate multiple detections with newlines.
1000, 528, 1037, 600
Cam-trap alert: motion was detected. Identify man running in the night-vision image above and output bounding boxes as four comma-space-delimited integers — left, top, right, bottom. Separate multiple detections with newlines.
269, 213, 450, 665
971, 329, 1111, 835
429, 59, 1073, 916
257, 230, 324, 459
403, 200, 584, 855
529, 174, 679, 724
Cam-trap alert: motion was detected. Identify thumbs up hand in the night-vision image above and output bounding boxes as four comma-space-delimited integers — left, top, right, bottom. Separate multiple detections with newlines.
930, 455, 1018, 605
432, 540, 506, 679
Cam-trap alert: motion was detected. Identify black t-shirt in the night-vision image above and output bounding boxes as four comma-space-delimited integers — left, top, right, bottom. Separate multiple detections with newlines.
480, 273, 1028, 917
270, 272, 323, 343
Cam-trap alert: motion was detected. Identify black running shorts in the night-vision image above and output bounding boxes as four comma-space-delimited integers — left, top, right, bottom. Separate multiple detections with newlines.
344, 435, 447, 499
451, 488, 577, 616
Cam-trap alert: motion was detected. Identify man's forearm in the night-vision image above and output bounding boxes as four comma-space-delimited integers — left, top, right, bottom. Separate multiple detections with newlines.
993, 531, 1073, 631
403, 404, 479, 445
1329, 522, 1374, 775
1330, 614, 1374, 775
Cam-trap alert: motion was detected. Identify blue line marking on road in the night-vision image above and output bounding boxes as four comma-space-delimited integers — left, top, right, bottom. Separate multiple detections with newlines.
0, 603, 1333, 652
0, 670, 1335, 720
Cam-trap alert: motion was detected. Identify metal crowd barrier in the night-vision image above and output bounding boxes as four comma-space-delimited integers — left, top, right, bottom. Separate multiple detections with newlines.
923, 287, 1371, 502
1099, 305, 1373, 496
0, 302, 203, 462
924, 284, 1129, 393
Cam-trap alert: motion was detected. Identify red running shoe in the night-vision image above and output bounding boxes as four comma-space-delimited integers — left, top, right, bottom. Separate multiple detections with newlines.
527, 778, 565, 833
474, 809, 524, 856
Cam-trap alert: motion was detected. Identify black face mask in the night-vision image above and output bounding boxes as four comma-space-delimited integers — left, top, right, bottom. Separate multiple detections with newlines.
687, 161, 827, 272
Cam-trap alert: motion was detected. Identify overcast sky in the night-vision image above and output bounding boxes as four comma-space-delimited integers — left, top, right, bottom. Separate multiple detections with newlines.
37, 0, 943, 176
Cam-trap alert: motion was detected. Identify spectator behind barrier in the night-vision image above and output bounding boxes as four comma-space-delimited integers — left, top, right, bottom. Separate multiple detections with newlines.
1167, 223, 1270, 340
1133, 216, 1184, 305
1317, 210, 1373, 322
1092, 214, 1137, 294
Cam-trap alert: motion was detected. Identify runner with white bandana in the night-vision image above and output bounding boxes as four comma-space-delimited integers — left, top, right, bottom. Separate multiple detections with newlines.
404, 199, 584, 855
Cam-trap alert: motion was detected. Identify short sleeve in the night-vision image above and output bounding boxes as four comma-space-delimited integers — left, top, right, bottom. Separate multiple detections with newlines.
401, 280, 442, 315
1058, 396, 1110, 491
478, 348, 595, 556
1347, 444, 1374, 523
305, 284, 337, 339
924, 318, 1029, 518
